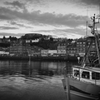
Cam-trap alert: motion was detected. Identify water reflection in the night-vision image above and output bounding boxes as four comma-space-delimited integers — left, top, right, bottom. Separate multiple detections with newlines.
0, 60, 76, 77
0, 60, 78, 100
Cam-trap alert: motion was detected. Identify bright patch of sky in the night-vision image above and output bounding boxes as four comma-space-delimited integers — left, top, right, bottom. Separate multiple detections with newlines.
26, 0, 99, 16
0, 0, 100, 38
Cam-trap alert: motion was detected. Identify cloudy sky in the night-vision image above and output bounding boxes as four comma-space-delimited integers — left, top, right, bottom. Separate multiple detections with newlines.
0, 0, 100, 38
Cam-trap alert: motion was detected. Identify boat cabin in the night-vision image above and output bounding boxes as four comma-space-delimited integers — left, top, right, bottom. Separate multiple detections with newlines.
72, 66, 100, 85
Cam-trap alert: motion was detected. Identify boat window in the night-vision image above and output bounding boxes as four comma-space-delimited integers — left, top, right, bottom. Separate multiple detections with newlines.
74, 70, 79, 77
92, 72, 100, 80
82, 71, 90, 79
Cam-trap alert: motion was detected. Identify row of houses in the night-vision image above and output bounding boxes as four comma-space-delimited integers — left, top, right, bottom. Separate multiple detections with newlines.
57, 36, 99, 57
0, 36, 99, 57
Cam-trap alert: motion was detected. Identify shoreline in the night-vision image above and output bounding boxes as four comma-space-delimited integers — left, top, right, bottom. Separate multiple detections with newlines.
0, 55, 78, 62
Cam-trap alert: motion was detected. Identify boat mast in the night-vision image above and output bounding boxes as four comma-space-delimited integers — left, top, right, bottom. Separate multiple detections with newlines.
92, 14, 100, 65
82, 21, 89, 66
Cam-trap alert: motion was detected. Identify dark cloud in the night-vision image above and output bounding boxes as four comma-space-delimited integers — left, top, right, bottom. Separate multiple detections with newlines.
0, 14, 15, 20
4, 1, 28, 13
25, 0, 42, 5
0, 6, 87, 28
10, 21, 32, 28
0, 7, 17, 20
4, 1, 24, 9
81, 0, 100, 6
0, 26, 18, 30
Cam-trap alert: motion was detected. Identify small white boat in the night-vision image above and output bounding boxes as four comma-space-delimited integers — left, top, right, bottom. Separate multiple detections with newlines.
62, 14, 100, 100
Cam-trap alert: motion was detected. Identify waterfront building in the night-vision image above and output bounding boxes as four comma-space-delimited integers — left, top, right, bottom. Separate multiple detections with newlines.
0, 38, 3, 43
76, 38, 86, 57
31, 46, 41, 57
40, 49, 58, 57
76, 36, 100, 57
48, 50, 57, 56
86, 36, 96, 57
41, 50, 49, 56
66, 44, 77, 56
9, 40, 41, 57
57, 42, 66, 56
0, 51, 9, 55
9, 41, 29, 56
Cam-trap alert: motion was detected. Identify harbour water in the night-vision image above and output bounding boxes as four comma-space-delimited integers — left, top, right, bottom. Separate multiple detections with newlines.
0, 60, 76, 100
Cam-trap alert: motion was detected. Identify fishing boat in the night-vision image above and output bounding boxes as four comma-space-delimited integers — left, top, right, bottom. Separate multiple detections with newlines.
62, 14, 100, 100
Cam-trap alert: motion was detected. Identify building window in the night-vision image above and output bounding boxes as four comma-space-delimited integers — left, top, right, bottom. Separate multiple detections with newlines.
83, 44, 85, 47
74, 70, 79, 77
82, 71, 90, 79
77, 42, 79, 44
92, 72, 100, 80
83, 42, 85, 44
92, 45, 95, 48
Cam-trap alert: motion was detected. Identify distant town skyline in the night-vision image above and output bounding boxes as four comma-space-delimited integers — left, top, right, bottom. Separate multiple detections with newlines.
0, 0, 100, 39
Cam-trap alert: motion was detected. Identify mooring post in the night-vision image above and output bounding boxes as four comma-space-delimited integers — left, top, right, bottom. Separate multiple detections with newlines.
66, 76, 70, 100
63, 66, 70, 100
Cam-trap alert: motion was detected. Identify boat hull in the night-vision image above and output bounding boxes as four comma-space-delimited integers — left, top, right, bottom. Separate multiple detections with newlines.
65, 90, 97, 100
62, 77, 100, 100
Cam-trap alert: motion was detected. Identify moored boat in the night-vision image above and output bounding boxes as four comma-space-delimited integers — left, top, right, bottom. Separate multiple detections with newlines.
62, 14, 100, 100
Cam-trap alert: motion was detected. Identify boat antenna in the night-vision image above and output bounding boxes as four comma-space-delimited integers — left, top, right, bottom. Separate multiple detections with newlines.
99, 4, 100, 17
92, 14, 100, 65
82, 8, 89, 67
86, 7, 88, 37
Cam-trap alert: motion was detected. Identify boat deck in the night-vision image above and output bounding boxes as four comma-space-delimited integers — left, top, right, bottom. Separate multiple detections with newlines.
73, 65, 100, 73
